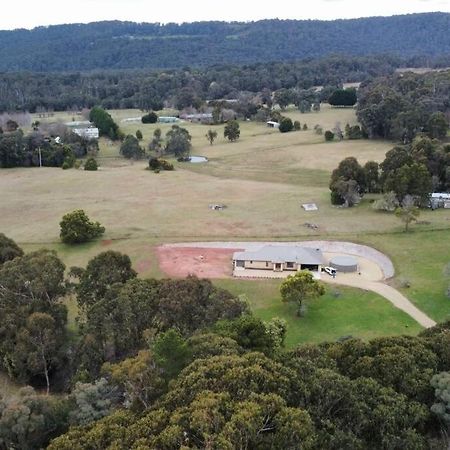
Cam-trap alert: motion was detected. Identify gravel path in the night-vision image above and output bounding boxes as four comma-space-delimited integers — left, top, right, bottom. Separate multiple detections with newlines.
163, 241, 436, 328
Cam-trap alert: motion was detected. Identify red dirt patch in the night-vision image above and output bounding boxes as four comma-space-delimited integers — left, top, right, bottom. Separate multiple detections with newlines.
156, 246, 243, 279
100, 239, 113, 246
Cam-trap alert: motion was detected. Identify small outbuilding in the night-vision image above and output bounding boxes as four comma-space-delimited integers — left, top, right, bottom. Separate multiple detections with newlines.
267, 121, 280, 128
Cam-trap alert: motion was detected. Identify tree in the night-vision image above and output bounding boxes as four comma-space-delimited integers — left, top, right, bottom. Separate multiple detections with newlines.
148, 128, 163, 155
69, 378, 119, 426
165, 125, 192, 157
224, 120, 240, 142
279, 117, 293, 133
205, 129, 218, 145
153, 329, 191, 380
16, 312, 62, 394
59, 209, 105, 244
273, 88, 293, 110
395, 204, 420, 232
324, 130, 334, 141
0, 250, 67, 386
89, 107, 120, 140
0, 386, 69, 450
135, 129, 143, 140
372, 191, 400, 212
120, 135, 145, 159
75, 250, 137, 309
430, 372, 450, 427
0, 233, 23, 265
330, 156, 366, 205
141, 112, 158, 124
363, 161, 380, 193
103, 350, 165, 411
293, 120, 301, 131
83, 157, 98, 171
280, 271, 325, 316
328, 88, 357, 106
427, 112, 449, 140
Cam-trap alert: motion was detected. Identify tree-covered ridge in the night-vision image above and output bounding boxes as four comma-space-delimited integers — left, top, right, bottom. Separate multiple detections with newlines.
0, 13, 450, 72
357, 70, 450, 141
0, 54, 444, 113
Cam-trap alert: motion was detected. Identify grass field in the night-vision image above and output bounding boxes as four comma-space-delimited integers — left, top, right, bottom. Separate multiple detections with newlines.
1, 104, 448, 349
215, 280, 423, 347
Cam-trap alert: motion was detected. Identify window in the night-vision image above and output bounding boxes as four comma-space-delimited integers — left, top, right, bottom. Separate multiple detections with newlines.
236, 260, 244, 267
266, 262, 269, 267
286, 262, 294, 268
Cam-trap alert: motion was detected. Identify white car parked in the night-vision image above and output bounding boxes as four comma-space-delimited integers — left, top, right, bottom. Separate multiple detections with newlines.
323, 266, 337, 276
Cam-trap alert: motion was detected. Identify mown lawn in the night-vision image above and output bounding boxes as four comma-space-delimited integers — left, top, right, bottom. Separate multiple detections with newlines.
215, 279, 423, 348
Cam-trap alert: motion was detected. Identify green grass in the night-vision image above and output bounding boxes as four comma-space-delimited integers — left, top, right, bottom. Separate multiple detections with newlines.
215, 279, 423, 347
2, 103, 447, 349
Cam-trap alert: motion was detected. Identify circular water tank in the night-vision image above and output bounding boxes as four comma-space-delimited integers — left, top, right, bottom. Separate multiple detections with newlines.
330, 255, 358, 273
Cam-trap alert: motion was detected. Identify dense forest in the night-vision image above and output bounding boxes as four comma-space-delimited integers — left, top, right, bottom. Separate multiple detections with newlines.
0, 237, 450, 449
1, 54, 449, 113
0, 14, 450, 71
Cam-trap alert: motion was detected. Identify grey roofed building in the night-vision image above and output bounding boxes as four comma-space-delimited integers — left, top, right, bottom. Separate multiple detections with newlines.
233, 245, 325, 273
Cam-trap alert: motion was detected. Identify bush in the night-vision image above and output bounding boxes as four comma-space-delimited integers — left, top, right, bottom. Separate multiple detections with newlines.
314, 124, 323, 135
330, 190, 345, 205
159, 159, 174, 171
84, 158, 98, 171
293, 120, 301, 131
74, 160, 82, 169
279, 117, 294, 133
303, 123, 308, 131
141, 112, 158, 124
0, 233, 23, 265
149, 157, 160, 170
60, 210, 105, 244
148, 157, 174, 171
324, 130, 335, 141
62, 161, 70, 170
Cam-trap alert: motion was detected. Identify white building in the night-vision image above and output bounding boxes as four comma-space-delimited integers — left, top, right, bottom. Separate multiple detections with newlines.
73, 127, 99, 139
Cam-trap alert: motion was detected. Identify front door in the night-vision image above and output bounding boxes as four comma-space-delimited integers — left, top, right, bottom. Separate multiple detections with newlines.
274, 263, 282, 272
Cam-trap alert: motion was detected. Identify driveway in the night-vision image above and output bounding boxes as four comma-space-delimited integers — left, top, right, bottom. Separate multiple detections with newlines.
161, 241, 436, 328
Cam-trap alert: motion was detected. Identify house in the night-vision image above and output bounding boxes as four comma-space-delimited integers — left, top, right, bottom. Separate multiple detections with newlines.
233, 246, 324, 273
72, 127, 99, 139
180, 113, 213, 124
266, 121, 280, 128
65, 121, 99, 139
430, 193, 450, 209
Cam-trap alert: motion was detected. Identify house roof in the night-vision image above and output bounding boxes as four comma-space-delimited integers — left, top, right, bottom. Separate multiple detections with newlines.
233, 246, 324, 265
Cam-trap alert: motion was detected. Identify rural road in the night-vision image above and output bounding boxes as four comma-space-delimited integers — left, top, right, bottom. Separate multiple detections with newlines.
165, 241, 437, 329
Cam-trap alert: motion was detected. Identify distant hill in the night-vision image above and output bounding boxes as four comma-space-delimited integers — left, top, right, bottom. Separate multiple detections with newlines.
0, 13, 449, 72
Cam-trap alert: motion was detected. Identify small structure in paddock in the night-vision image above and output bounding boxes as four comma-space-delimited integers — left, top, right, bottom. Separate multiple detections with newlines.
302, 203, 319, 211
266, 121, 280, 128
330, 255, 359, 273
209, 204, 226, 211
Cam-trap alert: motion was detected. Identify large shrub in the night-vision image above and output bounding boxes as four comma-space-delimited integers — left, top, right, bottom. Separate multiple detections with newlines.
84, 158, 98, 171
141, 112, 158, 124
279, 117, 294, 133
0, 233, 23, 265
60, 210, 105, 244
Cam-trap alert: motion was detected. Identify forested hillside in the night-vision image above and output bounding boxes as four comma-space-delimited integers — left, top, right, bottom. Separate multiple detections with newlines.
0, 13, 450, 72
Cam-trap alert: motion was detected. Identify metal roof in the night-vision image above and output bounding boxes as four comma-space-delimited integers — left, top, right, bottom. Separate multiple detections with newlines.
233, 245, 324, 265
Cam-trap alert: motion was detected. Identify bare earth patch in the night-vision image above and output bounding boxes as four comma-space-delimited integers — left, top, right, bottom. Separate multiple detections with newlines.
156, 246, 243, 278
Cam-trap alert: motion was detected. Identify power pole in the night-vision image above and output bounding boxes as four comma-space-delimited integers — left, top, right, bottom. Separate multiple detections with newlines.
38, 147, 42, 167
